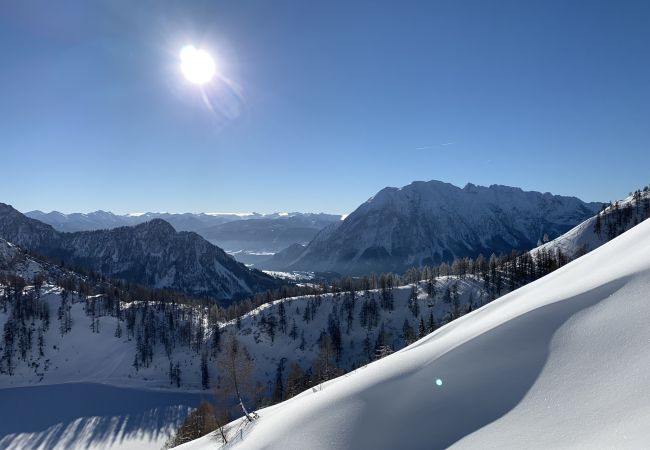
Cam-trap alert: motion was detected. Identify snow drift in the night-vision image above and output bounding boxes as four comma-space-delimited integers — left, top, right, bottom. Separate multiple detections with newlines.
181, 217, 650, 449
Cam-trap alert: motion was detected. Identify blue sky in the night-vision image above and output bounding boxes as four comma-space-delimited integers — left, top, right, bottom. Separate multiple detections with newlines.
1, 0, 648, 214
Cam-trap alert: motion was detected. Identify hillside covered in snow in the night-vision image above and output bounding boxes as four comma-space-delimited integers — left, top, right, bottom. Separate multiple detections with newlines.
533, 187, 650, 258
180, 216, 650, 449
0, 253, 488, 393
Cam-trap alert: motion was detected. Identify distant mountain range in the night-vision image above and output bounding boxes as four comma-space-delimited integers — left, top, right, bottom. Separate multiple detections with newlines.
25, 210, 342, 265
0, 203, 280, 302
24, 210, 243, 233
266, 181, 602, 275
11, 180, 604, 279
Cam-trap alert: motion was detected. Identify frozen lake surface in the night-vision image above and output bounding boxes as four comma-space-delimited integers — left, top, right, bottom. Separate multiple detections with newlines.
0, 383, 210, 450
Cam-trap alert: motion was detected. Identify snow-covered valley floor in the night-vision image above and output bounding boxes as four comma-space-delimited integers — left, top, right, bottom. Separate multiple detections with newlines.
180, 218, 650, 450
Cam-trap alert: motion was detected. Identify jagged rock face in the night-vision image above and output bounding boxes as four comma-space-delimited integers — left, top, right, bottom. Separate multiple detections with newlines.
280, 181, 601, 275
0, 204, 278, 302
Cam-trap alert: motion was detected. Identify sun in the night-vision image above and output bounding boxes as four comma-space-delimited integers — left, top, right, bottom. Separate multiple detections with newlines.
179, 45, 216, 85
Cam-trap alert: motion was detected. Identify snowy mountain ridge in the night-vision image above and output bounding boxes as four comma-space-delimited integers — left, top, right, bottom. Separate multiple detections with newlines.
25, 209, 342, 267
271, 180, 600, 274
24, 210, 342, 234
0, 203, 279, 302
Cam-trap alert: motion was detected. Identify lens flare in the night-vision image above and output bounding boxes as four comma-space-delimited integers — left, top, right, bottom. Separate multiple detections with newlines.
435, 378, 443, 387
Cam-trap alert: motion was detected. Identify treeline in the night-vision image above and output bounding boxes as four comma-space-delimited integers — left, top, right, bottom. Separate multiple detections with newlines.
0, 274, 50, 376
594, 187, 650, 241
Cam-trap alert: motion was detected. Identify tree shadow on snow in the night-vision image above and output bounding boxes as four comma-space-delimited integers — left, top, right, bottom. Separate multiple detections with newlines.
0, 383, 209, 449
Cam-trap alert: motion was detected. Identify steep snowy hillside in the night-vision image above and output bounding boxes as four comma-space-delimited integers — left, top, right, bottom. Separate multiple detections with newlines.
0, 203, 279, 302
180, 217, 650, 450
0, 239, 47, 280
274, 181, 600, 275
533, 188, 650, 258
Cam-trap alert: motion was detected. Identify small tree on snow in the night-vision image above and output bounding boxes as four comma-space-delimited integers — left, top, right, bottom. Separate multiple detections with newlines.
216, 333, 255, 422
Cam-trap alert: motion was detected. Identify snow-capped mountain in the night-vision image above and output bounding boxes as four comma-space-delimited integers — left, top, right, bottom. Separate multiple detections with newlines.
179, 217, 650, 450
272, 181, 600, 275
0, 203, 279, 302
23, 210, 250, 233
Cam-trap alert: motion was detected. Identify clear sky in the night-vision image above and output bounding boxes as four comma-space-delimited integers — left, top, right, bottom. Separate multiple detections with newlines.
1, 0, 648, 215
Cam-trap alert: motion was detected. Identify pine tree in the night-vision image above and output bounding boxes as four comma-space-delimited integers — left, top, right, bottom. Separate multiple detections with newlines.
427, 312, 436, 332
165, 401, 220, 447
402, 319, 415, 345
216, 333, 254, 422
289, 319, 298, 340
278, 301, 287, 334
418, 317, 426, 338
201, 352, 210, 389
272, 358, 286, 402
285, 362, 307, 399
408, 284, 420, 317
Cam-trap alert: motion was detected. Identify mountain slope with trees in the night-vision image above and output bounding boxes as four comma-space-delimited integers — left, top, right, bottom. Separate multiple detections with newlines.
0, 203, 278, 302
25, 210, 342, 267
533, 186, 650, 257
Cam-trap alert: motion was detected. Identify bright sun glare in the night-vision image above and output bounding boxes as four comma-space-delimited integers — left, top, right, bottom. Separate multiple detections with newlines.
180, 45, 216, 85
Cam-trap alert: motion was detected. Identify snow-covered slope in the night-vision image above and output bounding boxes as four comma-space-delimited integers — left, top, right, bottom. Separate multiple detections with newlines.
181, 217, 650, 449
0, 276, 485, 392
0, 239, 47, 280
276, 181, 600, 275
533, 189, 649, 258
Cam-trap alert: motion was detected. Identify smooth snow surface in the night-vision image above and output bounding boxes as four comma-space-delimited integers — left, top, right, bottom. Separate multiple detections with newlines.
181, 218, 650, 450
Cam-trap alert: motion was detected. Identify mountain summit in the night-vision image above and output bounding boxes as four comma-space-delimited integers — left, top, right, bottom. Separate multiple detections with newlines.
272, 181, 600, 274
